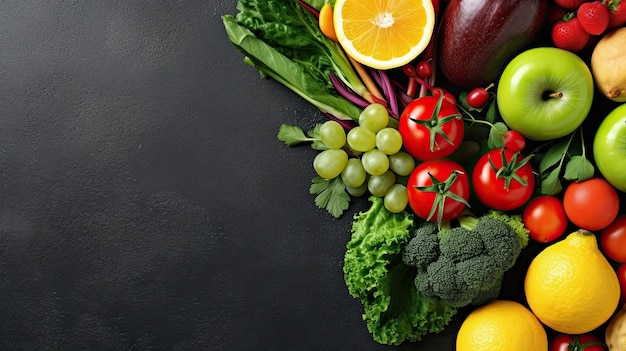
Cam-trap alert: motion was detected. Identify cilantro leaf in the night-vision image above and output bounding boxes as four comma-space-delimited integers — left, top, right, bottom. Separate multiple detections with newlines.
278, 124, 315, 145
310, 176, 350, 218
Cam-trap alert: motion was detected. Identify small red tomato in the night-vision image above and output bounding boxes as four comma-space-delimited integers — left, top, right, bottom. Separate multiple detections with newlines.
523, 196, 568, 243
466, 83, 494, 109
601, 215, 626, 263
503, 130, 526, 152
550, 333, 606, 351
406, 159, 470, 224
617, 263, 626, 306
472, 148, 535, 211
563, 177, 619, 231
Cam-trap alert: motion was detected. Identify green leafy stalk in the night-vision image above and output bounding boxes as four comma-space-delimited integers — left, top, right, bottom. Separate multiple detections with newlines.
222, 0, 368, 121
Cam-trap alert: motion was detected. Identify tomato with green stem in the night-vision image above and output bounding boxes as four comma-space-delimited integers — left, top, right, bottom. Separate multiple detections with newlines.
406, 159, 470, 225
472, 148, 535, 211
398, 94, 464, 161
549, 333, 606, 351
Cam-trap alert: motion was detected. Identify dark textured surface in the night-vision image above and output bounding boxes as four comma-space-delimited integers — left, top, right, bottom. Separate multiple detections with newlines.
0, 1, 539, 350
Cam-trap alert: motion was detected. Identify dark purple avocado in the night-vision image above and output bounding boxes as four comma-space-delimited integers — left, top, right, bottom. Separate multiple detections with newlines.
438, 0, 548, 90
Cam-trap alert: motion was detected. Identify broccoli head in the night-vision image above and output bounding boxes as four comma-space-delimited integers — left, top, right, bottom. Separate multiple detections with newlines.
402, 221, 439, 270
401, 211, 530, 309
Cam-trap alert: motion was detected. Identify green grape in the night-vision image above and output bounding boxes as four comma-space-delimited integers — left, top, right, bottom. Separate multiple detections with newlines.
346, 181, 369, 197
341, 158, 367, 188
313, 149, 348, 179
389, 151, 416, 176
384, 184, 408, 213
376, 128, 403, 155
319, 120, 346, 149
359, 103, 389, 133
368, 170, 396, 197
347, 126, 376, 152
361, 149, 390, 176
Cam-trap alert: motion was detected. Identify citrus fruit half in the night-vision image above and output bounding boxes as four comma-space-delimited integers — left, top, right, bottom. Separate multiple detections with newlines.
333, 0, 435, 70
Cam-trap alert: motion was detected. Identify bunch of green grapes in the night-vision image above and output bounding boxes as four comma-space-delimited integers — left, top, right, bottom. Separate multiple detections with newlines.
313, 103, 416, 213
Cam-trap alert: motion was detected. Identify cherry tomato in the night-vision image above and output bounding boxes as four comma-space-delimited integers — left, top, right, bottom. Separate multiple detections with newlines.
416, 60, 433, 79
617, 263, 626, 306
466, 88, 489, 108
523, 195, 568, 243
406, 159, 470, 224
503, 130, 526, 152
472, 148, 535, 211
563, 177, 619, 231
550, 333, 606, 351
601, 215, 626, 263
466, 83, 494, 109
398, 95, 464, 161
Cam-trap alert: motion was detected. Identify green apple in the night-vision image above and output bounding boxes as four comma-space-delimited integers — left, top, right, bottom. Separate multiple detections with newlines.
594, 103, 626, 192
496, 47, 594, 141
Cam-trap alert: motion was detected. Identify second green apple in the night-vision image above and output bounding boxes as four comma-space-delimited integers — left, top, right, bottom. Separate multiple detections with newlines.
496, 47, 594, 141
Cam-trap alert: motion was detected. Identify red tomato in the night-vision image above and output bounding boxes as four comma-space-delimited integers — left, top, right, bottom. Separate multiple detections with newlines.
550, 333, 606, 351
398, 95, 464, 161
563, 177, 619, 231
406, 159, 470, 223
617, 263, 626, 306
523, 195, 568, 243
503, 130, 526, 152
472, 148, 535, 211
601, 215, 626, 263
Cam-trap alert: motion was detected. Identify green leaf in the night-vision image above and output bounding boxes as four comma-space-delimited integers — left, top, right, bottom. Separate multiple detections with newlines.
540, 167, 563, 195
310, 176, 350, 218
539, 140, 568, 173
277, 124, 314, 145
485, 100, 498, 124
487, 122, 508, 150
563, 155, 595, 182
308, 124, 328, 150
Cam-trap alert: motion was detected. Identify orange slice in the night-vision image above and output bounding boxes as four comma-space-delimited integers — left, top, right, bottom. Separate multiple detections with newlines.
319, 3, 338, 42
333, 0, 435, 70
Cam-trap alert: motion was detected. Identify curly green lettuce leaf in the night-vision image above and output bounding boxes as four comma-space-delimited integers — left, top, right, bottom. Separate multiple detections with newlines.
344, 197, 457, 345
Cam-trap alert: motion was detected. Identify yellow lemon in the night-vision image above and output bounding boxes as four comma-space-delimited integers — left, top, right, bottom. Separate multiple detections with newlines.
456, 300, 547, 351
333, 0, 435, 70
524, 229, 621, 334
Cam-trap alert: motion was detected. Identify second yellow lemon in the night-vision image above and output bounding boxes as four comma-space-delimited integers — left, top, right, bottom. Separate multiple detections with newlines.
524, 229, 621, 334
333, 0, 435, 70
456, 300, 547, 351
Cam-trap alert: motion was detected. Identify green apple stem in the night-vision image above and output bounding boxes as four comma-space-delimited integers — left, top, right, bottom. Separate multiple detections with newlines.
548, 91, 563, 99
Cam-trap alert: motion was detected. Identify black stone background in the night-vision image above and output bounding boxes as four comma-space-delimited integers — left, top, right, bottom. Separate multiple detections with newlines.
0, 1, 619, 350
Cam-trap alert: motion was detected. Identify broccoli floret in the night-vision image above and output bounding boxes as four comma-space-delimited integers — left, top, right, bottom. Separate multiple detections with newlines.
402, 222, 439, 270
455, 254, 499, 290
421, 256, 472, 308
402, 211, 530, 309
470, 275, 504, 306
438, 226, 485, 263
475, 213, 527, 271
